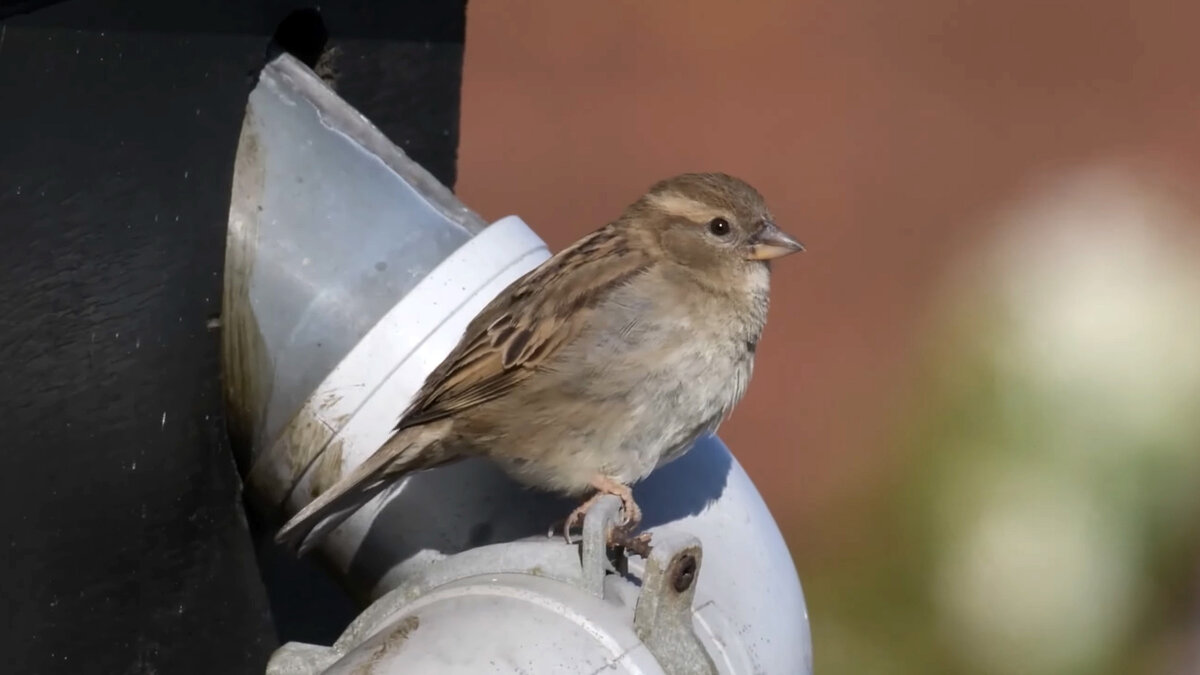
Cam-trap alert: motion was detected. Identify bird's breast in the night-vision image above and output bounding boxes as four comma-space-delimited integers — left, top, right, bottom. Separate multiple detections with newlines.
542, 275, 760, 481
474, 267, 767, 492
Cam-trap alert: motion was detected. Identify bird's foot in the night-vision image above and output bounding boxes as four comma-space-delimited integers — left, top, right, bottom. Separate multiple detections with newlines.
555, 476, 642, 545
559, 494, 603, 544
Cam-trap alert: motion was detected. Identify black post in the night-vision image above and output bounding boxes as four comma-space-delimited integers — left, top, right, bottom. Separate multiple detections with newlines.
0, 2, 467, 672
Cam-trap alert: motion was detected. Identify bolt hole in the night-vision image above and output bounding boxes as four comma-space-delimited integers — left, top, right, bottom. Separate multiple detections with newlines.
671, 554, 698, 593
269, 8, 329, 68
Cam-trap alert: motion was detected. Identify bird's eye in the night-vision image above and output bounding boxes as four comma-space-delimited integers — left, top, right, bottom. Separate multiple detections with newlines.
708, 217, 731, 236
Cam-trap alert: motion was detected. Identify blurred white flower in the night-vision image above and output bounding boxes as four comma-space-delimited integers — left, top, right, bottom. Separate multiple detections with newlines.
933, 164, 1200, 675
937, 462, 1133, 675
986, 167, 1200, 455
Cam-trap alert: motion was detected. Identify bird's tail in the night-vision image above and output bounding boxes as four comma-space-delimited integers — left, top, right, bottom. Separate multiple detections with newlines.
274, 422, 451, 555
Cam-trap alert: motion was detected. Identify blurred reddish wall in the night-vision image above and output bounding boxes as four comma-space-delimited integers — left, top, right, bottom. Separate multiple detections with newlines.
457, 0, 1200, 541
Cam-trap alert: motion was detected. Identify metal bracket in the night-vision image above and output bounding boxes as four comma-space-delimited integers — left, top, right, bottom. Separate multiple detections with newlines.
578, 498, 717, 674
633, 532, 717, 675
579, 494, 624, 598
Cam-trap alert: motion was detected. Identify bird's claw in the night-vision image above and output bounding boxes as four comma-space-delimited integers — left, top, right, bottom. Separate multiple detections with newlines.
615, 495, 642, 532
548, 513, 653, 556
547, 517, 582, 545
550, 482, 646, 548
551, 504, 646, 549
563, 508, 586, 545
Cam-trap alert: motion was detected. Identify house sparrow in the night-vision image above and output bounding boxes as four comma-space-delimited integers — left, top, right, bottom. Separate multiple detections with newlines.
276, 172, 803, 555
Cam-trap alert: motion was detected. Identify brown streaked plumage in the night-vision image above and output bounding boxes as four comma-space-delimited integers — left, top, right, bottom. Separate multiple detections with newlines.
276, 172, 803, 554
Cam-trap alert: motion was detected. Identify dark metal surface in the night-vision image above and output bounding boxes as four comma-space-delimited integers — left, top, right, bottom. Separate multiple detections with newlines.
0, 1, 466, 672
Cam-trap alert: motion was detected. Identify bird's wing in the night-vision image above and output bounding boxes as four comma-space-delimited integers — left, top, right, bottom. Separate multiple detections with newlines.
276, 224, 653, 554
395, 224, 653, 430
274, 422, 453, 553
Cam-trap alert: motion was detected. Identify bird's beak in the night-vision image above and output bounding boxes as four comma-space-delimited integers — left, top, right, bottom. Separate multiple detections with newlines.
744, 221, 805, 260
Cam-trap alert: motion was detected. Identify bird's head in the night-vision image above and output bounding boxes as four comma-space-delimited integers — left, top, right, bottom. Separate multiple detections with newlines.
623, 173, 804, 278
